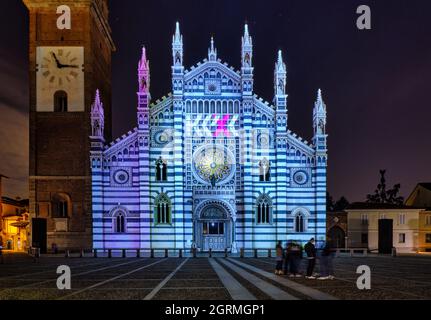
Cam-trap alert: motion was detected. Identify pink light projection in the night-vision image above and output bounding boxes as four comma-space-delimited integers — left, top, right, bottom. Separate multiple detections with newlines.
214, 114, 231, 137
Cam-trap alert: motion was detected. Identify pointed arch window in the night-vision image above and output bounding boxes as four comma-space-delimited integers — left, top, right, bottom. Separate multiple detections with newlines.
154, 194, 172, 225
259, 158, 270, 182
244, 53, 251, 67
155, 157, 168, 181
114, 212, 126, 233
256, 194, 272, 224
295, 213, 306, 233
175, 51, 181, 64
54, 90, 68, 112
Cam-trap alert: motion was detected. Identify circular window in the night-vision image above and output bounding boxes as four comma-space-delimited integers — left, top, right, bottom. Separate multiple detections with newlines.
258, 133, 271, 146
113, 169, 129, 185
154, 130, 172, 145
208, 83, 217, 92
293, 171, 308, 185
193, 145, 235, 185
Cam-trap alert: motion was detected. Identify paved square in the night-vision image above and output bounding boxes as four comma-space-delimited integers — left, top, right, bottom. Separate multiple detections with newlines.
0, 253, 430, 300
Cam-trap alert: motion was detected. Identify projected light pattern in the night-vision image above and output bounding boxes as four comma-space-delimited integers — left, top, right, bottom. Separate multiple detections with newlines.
90, 23, 328, 253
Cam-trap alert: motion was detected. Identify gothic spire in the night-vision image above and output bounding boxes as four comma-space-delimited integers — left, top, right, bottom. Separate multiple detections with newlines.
138, 46, 150, 93
242, 23, 252, 46
275, 50, 286, 73
173, 21, 182, 44
91, 89, 104, 137
315, 88, 326, 112
313, 88, 327, 137
92, 89, 104, 116
172, 21, 183, 67
274, 50, 287, 97
138, 46, 149, 71
208, 36, 217, 61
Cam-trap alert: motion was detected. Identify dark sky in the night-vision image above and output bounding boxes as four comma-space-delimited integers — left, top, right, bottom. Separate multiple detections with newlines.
1, 0, 430, 201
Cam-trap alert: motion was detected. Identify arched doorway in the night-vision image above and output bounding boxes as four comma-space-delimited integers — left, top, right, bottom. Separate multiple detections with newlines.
328, 226, 346, 248
195, 203, 231, 252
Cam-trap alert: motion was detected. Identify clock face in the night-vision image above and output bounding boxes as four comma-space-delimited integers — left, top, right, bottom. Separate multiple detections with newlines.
36, 46, 84, 112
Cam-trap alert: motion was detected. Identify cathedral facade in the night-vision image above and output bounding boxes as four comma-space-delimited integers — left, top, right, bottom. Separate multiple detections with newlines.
90, 23, 328, 252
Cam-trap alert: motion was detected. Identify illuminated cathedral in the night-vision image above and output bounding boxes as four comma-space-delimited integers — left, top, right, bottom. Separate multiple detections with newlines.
90, 23, 328, 252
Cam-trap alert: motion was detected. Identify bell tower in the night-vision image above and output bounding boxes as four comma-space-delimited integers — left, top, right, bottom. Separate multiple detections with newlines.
23, 0, 115, 251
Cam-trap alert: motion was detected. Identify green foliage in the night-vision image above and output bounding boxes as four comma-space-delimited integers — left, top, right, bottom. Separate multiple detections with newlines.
366, 170, 404, 205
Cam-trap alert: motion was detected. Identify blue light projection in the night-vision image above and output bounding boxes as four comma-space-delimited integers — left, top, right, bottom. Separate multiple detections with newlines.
89, 23, 328, 252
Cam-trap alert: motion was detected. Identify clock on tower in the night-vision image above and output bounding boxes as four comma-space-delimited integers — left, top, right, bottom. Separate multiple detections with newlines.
36, 46, 84, 112
23, 0, 115, 252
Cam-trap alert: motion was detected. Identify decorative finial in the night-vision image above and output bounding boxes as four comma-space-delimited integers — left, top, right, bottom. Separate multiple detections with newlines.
208, 36, 217, 60
278, 50, 283, 64
175, 21, 180, 36
92, 89, 104, 116
93, 89, 103, 112
315, 88, 326, 112
138, 46, 148, 70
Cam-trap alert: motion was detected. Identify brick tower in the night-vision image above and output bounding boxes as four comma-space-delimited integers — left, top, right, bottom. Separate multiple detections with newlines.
23, 0, 115, 251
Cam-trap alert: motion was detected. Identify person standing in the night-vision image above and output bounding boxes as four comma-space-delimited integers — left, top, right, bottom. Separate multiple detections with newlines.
275, 241, 283, 275
289, 242, 303, 277
283, 242, 292, 275
318, 240, 336, 280
304, 238, 317, 279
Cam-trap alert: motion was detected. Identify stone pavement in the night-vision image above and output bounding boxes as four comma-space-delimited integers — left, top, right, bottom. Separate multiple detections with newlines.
0, 253, 430, 300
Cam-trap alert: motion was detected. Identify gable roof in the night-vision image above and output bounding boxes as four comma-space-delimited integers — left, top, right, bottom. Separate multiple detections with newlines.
418, 183, 431, 192
346, 202, 417, 210
184, 58, 241, 82
404, 182, 431, 207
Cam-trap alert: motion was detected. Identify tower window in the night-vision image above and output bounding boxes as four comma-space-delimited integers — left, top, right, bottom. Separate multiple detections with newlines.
54, 90, 68, 112
51, 193, 70, 218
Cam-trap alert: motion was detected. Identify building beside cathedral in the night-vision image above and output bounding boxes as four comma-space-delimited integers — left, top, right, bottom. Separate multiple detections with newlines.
90, 23, 328, 252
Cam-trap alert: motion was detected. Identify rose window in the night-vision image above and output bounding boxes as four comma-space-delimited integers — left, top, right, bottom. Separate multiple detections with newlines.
193, 146, 235, 185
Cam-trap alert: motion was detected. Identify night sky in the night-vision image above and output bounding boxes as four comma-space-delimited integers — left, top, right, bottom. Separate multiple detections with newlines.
1, 0, 430, 201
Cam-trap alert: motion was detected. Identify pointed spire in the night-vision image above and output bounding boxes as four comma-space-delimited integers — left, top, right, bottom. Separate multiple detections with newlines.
172, 22, 183, 67
173, 21, 182, 44
242, 23, 252, 46
314, 88, 327, 138
175, 21, 180, 38
242, 23, 253, 72
208, 36, 217, 61
91, 89, 104, 137
138, 46, 149, 71
92, 89, 104, 116
315, 88, 326, 111
275, 50, 286, 73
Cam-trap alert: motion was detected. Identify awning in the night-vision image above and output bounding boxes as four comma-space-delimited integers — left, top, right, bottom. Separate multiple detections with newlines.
10, 221, 29, 228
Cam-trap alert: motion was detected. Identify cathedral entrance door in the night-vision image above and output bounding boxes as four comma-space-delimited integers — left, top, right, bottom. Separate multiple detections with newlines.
203, 221, 225, 251
197, 205, 230, 252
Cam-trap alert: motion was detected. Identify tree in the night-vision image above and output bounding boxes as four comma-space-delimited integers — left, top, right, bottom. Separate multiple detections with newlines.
334, 196, 349, 211
366, 170, 404, 205
327, 192, 350, 212
326, 192, 335, 212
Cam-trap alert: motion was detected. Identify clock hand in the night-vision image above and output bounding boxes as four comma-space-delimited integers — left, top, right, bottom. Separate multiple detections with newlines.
51, 52, 62, 68
62, 64, 79, 68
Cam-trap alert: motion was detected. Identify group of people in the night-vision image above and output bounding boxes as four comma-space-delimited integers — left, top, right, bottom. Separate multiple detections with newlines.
275, 238, 335, 280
